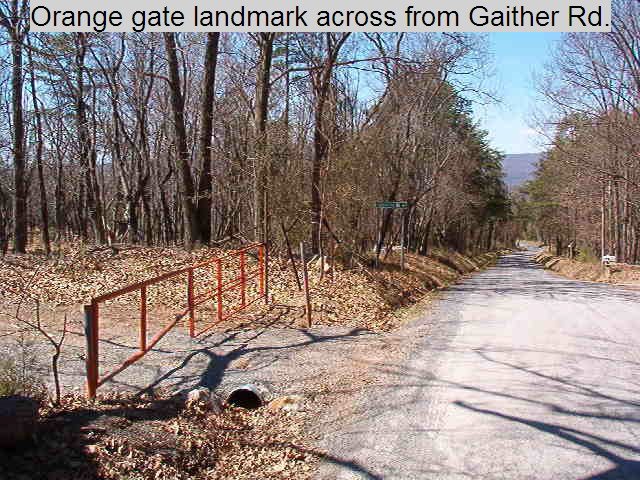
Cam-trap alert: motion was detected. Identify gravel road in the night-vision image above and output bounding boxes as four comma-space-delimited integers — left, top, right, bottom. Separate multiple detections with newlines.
318, 250, 640, 479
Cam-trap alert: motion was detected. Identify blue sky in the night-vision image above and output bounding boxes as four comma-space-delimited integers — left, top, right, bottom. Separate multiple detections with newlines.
474, 32, 563, 155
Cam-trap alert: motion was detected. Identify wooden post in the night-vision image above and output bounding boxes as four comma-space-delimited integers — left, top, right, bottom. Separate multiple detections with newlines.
400, 212, 405, 272
258, 245, 265, 297
264, 243, 270, 305
211, 263, 216, 326
216, 258, 223, 323
281, 221, 302, 291
263, 188, 270, 304
376, 208, 381, 268
320, 243, 325, 281
240, 251, 246, 307
300, 242, 312, 328
330, 237, 336, 283
601, 181, 606, 260
84, 303, 98, 399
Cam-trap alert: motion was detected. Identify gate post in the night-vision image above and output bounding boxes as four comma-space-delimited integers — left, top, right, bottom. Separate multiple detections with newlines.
84, 303, 98, 399
263, 243, 269, 304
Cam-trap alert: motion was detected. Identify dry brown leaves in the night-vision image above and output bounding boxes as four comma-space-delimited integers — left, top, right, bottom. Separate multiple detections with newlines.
0, 245, 224, 307
266, 248, 499, 331
0, 247, 501, 479
535, 251, 640, 285
0, 243, 500, 333
0, 391, 322, 480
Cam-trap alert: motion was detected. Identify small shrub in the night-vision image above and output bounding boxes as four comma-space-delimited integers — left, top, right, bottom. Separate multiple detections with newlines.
0, 343, 46, 401
576, 248, 600, 264
0, 359, 23, 397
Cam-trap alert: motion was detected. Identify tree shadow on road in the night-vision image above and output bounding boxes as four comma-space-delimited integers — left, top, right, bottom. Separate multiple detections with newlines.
315, 339, 640, 479
454, 400, 640, 480
134, 307, 372, 396
134, 321, 382, 478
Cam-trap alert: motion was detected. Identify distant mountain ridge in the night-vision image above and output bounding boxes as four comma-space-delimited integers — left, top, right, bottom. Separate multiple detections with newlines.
502, 153, 541, 188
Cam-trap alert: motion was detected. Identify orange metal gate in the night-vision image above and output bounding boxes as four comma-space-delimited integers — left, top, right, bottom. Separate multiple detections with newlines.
83, 243, 267, 398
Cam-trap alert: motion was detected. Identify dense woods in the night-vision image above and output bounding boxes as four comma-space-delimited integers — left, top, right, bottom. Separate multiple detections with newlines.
3, 7, 640, 479
0, 9, 511, 259
519, 0, 640, 263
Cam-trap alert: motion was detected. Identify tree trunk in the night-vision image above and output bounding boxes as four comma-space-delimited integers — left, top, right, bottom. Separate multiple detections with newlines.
196, 33, 220, 245
11, 31, 27, 253
75, 34, 106, 244
54, 147, 65, 241
253, 33, 275, 243
310, 33, 350, 255
311, 97, 328, 255
419, 208, 434, 256
164, 33, 199, 250
27, 37, 50, 255
601, 181, 606, 258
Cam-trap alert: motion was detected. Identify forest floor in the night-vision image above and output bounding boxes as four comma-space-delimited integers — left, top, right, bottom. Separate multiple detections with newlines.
534, 250, 640, 286
0, 242, 502, 479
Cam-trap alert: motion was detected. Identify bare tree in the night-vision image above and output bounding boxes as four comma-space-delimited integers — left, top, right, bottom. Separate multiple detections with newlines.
0, 0, 29, 253
164, 32, 200, 249
196, 33, 221, 244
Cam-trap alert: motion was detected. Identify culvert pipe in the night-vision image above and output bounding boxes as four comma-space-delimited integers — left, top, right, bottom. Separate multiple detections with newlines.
225, 383, 269, 410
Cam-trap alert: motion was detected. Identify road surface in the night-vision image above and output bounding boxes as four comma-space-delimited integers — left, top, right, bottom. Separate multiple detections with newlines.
319, 250, 640, 479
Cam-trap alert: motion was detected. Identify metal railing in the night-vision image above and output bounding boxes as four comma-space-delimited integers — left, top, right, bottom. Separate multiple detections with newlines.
84, 243, 267, 399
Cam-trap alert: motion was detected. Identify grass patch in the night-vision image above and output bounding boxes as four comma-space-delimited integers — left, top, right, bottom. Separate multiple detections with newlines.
0, 341, 46, 401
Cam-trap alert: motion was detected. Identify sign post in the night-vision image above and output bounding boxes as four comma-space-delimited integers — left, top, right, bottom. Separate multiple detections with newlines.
375, 201, 409, 271
375, 201, 409, 209
400, 216, 405, 272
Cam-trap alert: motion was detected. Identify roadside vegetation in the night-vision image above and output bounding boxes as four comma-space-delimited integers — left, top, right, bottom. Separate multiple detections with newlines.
511, 0, 640, 264
0, 4, 572, 478
0, 29, 511, 258
534, 250, 640, 285
1, 1, 636, 472
0, 242, 503, 479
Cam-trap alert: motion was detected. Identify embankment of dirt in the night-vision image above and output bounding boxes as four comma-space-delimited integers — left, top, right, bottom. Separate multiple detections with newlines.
0, 246, 501, 479
0, 246, 506, 480
0, 245, 504, 333
533, 251, 640, 285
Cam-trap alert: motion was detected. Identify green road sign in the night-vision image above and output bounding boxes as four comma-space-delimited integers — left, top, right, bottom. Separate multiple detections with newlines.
375, 201, 409, 209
